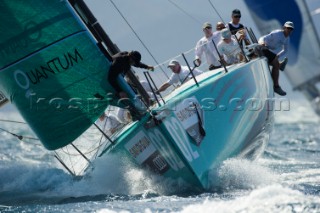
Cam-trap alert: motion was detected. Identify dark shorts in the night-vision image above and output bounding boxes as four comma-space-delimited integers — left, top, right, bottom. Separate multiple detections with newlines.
209, 64, 221, 70
262, 49, 276, 63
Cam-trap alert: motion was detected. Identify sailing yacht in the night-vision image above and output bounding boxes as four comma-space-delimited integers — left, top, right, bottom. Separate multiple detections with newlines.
0, 0, 275, 190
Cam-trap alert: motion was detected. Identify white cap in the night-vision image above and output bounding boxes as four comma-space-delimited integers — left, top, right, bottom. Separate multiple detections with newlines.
221, 28, 231, 39
284, 21, 294, 29
167, 59, 180, 67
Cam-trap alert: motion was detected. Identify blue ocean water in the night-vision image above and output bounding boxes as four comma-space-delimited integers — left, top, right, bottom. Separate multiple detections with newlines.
1, 100, 320, 213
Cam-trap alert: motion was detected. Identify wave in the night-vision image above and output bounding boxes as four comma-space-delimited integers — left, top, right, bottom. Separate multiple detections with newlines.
0, 153, 195, 205
180, 184, 320, 213
275, 99, 320, 124
209, 158, 278, 191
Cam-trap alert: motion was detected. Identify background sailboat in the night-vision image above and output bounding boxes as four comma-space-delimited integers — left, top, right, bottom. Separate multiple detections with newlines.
244, 0, 320, 115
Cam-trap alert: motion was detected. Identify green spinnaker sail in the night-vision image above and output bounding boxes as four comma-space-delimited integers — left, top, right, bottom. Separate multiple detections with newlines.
0, 0, 114, 150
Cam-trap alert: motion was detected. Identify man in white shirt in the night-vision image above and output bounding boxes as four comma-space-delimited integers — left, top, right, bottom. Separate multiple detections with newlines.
157, 60, 203, 93
195, 22, 221, 70
217, 29, 286, 96
217, 28, 244, 65
259, 21, 294, 71
98, 107, 132, 135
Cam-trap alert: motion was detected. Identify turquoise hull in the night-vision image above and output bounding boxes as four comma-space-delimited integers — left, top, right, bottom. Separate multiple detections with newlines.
103, 58, 275, 190
0, 0, 274, 190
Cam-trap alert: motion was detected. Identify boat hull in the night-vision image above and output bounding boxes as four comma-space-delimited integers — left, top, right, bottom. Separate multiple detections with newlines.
106, 58, 275, 190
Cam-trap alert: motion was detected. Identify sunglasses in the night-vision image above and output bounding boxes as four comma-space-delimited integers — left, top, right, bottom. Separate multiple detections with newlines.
233, 15, 241, 18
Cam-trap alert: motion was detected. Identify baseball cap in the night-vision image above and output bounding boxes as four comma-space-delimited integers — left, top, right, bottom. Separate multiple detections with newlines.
232, 9, 241, 16
221, 28, 231, 39
284, 21, 294, 29
167, 59, 180, 67
203, 22, 212, 29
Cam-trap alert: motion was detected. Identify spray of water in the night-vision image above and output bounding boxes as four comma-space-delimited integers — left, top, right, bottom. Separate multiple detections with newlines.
209, 158, 278, 191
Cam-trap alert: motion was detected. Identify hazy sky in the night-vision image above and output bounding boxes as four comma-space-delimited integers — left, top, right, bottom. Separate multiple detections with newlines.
84, 0, 258, 65
84, 0, 320, 63
1, 0, 319, 112
84, 0, 320, 100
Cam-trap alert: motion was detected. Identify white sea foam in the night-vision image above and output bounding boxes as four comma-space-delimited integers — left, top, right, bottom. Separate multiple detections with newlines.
1, 101, 319, 211
58, 154, 192, 196
210, 158, 278, 191
180, 184, 319, 213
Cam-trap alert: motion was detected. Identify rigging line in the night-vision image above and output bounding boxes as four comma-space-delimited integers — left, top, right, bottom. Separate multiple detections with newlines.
0, 127, 23, 140
64, 145, 77, 174
54, 152, 76, 176
207, 0, 226, 24
0, 127, 39, 141
109, 0, 169, 78
167, 0, 202, 24
98, 117, 108, 143
95, 110, 110, 159
153, 46, 197, 69
71, 143, 92, 164
20, 135, 39, 141
0, 119, 26, 124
